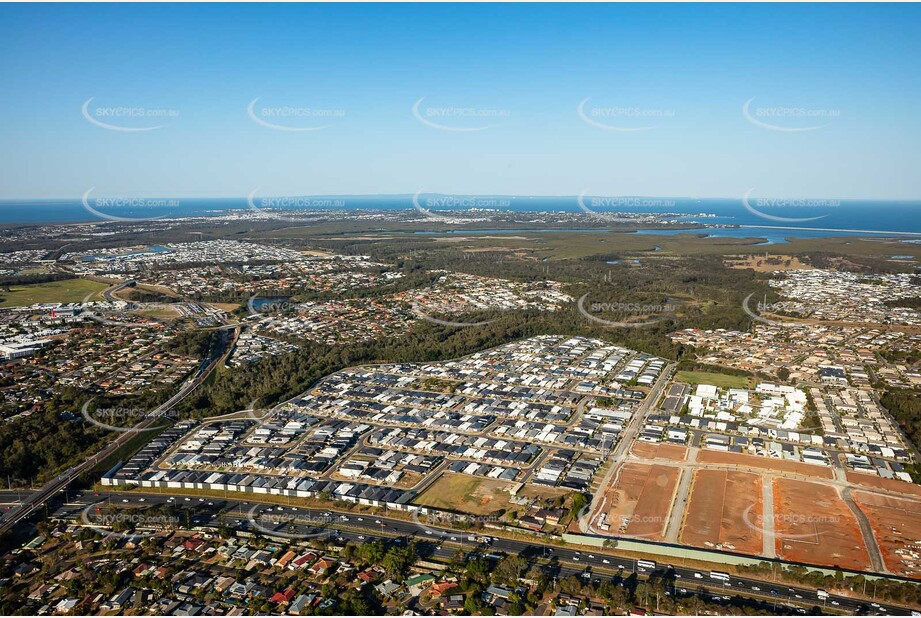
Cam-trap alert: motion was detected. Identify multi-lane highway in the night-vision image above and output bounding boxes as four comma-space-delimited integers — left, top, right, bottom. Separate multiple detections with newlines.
54, 489, 915, 616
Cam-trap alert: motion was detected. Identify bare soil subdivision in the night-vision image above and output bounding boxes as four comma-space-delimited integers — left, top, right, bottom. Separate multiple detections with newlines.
853, 491, 921, 579
600, 462, 679, 540
773, 478, 871, 572
680, 469, 763, 556
697, 450, 835, 480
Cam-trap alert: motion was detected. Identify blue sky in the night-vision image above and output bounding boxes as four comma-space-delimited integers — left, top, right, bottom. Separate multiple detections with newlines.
1, 3, 919, 199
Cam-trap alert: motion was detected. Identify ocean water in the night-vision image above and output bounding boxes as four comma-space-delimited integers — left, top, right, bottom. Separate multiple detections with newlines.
0, 197, 919, 241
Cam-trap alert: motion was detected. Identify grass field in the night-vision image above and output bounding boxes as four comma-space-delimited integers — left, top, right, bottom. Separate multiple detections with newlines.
414, 473, 516, 515
0, 278, 110, 307
674, 370, 753, 389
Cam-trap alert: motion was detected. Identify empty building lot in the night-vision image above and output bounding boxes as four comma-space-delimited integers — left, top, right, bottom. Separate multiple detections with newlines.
853, 491, 921, 579
595, 462, 679, 540
680, 469, 763, 556
772, 478, 872, 572
696, 450, 835, 480
630, 440, 687, 462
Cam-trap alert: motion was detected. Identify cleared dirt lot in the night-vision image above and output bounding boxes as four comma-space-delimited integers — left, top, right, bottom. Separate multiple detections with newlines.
680, 469, 763, 555
697, 450, 835, 480
846, 471, 921, 498
601, 462, 679, 540
853, 491, 921, 579
630, 441, 687, 462
773, 478, 871, 572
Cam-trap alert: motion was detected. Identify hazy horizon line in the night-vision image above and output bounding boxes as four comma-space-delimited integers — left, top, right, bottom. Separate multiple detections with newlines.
1, 194, 920, 203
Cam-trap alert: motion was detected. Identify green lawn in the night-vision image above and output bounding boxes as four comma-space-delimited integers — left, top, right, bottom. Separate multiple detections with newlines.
673, 370, 753, 390
0, 278, 109, 307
